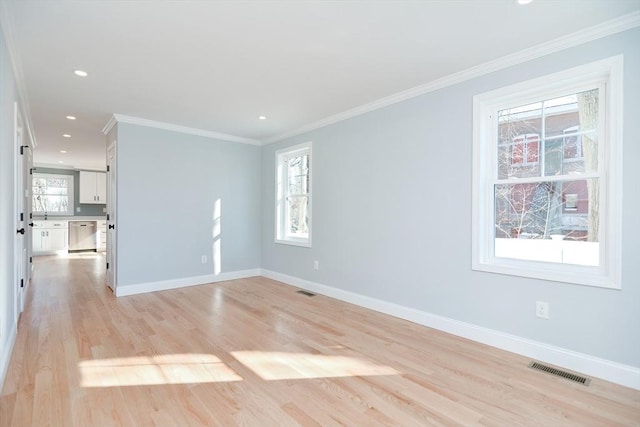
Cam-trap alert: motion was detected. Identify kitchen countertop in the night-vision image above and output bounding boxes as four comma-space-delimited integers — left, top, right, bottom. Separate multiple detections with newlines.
33, 216, 106, 221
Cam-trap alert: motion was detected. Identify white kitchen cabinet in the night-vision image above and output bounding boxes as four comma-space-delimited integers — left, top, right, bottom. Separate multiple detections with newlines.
33, 221, 68, 255
97, 220, 107, 252
79, 171, 107, 204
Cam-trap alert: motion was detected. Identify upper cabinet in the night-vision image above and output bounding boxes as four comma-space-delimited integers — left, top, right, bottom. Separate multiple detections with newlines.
79, 171, 107, 204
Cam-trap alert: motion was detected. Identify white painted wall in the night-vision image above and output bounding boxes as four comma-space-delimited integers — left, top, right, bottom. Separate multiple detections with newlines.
261, 28, 640, 369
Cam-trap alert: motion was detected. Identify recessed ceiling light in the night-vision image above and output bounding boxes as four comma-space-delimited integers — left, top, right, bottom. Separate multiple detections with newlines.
60, 150, 67, 154
58, 160, 64, 164
73, 70, 88, 77
66, 115, 76, 120
62, 134, 71, 138
258, 115, 267, 120
517, 0, 534, 4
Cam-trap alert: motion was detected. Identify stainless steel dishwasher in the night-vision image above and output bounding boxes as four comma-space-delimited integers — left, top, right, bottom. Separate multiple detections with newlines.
68, 221, 97, 252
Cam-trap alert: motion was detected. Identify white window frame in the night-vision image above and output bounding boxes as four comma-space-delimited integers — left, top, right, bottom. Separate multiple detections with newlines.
32, 173, 75, 216
472, 56, 623, 289
275, 141, 312, 247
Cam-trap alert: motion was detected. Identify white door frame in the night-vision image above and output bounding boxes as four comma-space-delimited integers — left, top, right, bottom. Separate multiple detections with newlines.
106, 141, 117, 293
13, 102, 27, 316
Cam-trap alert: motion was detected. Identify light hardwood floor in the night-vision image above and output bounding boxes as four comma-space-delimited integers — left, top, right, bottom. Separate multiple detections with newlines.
1, 254, 639, 426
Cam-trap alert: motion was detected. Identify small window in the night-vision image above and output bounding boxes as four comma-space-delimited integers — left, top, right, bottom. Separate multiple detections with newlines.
472, 56, 622, 289
32, 173, 75, 216
275, 142, 312, 247
564, 193, 578, 210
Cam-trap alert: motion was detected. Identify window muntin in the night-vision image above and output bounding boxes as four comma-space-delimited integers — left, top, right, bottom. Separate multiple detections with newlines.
276, 142, 312, 246
472, 56, 622, 289
32, 173, 75, 216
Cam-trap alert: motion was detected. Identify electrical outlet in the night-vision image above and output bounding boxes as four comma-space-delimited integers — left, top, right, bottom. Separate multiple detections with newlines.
201, 255, 207, 264
536, 301, 549, 319
313, 260, 319, 270
76, 207, 81, 212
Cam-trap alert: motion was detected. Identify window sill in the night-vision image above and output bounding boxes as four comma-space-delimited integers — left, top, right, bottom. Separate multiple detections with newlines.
472, 257, 619, 290
275, 238, 311, 248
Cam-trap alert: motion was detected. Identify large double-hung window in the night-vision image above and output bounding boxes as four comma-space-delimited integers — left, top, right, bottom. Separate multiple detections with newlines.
472, 56, 622, 288
275, 142, 312, 247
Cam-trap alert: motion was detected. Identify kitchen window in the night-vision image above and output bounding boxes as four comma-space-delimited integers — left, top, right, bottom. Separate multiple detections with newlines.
472, 56, 622, 289
32, 173, 75, 216
275, 142, 312, 247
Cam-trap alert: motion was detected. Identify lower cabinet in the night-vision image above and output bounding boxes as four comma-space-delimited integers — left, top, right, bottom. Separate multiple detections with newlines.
97, 220, 107, 252
33, 221, 68, 255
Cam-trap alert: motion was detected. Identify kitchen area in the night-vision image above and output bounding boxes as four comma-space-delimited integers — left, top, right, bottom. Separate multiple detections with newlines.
32, 169, 107, 256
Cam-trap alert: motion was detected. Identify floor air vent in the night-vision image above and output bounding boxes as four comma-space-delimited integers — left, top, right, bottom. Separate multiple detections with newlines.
297, 290, 316, 297
528, 361, 591, 386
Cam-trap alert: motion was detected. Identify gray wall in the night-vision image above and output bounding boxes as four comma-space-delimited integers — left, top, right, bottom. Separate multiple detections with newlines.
0, 22, 18, 382
32, 167, 106, 217
261, 28, 640, 367
115, 123, 262, 287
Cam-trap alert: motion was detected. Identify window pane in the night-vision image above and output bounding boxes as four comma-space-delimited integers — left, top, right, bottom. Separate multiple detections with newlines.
497, 134, 541, 179
288, 175, 309, 195
497, 98, 544, 179
287, 154, 309, 195
544, 89, 598, 139
32, 174, 72, 214
33, 195, 69, 213
494, 178, 599, 266
287, 154, 309, 176
287, 195, 309, 237
541, 89, 599, 177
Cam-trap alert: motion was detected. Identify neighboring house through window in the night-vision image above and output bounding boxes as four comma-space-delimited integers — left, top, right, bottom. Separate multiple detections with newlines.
32, 173, 75, 216
472, 56, 622, 288
275, 142, 312, 247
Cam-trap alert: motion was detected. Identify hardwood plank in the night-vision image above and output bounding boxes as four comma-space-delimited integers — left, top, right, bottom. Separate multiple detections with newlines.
1, 254, 639, 426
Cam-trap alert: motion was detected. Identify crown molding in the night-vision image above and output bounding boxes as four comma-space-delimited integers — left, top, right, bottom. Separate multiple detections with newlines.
103, 114, 261, 145
0, 1, 38, 148
101, 114, 118, 135
263, 11, 640, 145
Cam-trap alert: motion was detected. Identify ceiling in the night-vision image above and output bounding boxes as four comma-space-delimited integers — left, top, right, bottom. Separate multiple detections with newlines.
2, 0, 639, 170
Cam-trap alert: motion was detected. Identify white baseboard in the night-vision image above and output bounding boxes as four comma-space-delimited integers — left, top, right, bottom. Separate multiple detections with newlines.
261, 269, 640, 390
116, 268, 262, 297
0, 321, 18, 391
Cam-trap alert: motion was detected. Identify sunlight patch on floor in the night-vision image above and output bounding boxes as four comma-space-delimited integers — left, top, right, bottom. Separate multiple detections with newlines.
231, 351, 400, 380
79, 353, 243, 387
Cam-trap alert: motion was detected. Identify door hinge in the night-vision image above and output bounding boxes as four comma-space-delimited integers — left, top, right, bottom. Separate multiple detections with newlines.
30, 256, 32, 264
106, 214, 110, 221
29, 212, 32, 219
20, 278, 24, 288
30, 168, 33, 175
106, 262, 109, 269
20, 212, 24, 221
107, 165, 110, 172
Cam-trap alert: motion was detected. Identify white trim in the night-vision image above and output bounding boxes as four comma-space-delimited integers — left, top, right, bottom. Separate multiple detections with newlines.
115, 268, 262, 297
261, 269, 640, 390
101, 115, 118, 135
0, 321, 17, 392
263, 12, 640, 145
103, 114, 261, 145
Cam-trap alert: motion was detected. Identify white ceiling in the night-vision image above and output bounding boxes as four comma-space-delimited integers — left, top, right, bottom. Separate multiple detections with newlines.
2, 0, 639, 170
